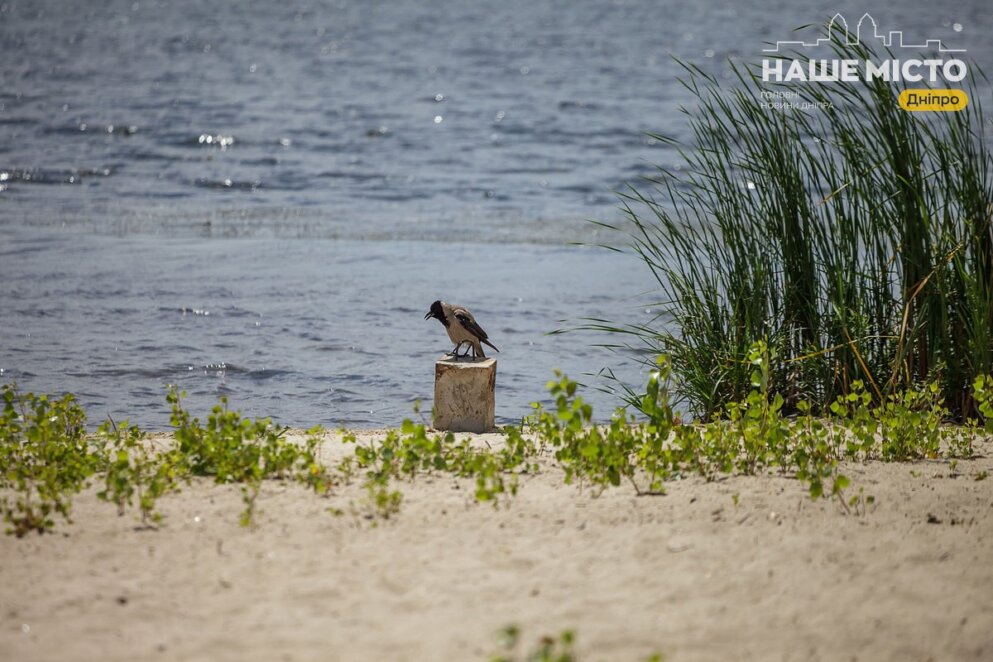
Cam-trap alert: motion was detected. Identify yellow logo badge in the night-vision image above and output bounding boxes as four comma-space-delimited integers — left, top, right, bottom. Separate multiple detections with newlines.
899, 90, 969, 111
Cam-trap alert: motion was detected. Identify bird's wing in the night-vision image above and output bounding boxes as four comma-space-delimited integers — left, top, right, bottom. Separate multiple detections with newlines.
452, 307, 490, 341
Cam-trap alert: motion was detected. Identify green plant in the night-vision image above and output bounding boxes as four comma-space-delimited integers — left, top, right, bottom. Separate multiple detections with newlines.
521, 343, 993, 510
488, 626, 664, 662
726, 341, 789, 474
491, 625, 576, 662
167, 387, 332, 526
827, 380, 878, 460
346, 416, 538, 511
589, 29, 992, 422
0, 385, 100, 536
847, 487, 875, 517
360, 477, 403, 521
96, 418, 181, 526
632, 356, 679, 494
5, 356, 989, 535
974, 374, 993, 432
528, 372, 631, 493
875, 383, 944, 461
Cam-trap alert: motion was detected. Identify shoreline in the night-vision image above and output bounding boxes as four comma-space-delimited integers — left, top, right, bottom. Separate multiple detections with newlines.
2, 430, 991, 661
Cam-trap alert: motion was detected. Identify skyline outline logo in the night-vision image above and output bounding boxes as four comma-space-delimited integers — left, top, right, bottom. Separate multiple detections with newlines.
762, 13, 965, 55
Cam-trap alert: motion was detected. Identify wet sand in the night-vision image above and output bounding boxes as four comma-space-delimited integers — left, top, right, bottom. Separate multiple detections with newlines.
1, 431, 992, 661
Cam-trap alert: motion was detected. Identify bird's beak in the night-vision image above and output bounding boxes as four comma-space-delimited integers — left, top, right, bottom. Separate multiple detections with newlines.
424, 311, 434, 320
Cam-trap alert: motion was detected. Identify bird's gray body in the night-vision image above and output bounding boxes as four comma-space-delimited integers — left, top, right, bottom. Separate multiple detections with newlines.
425, 300, 499, 359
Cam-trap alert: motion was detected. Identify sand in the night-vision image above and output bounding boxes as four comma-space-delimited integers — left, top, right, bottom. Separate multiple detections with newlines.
1, 430, 992, 662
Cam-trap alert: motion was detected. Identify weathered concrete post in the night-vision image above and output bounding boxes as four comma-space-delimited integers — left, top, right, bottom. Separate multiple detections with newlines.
433, 356, 496, 433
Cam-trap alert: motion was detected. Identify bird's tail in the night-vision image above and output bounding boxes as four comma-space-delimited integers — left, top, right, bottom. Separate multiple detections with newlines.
482, 339, 499, 353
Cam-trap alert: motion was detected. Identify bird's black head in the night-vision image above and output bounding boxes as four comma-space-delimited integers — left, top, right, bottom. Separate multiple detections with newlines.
424, 300, 448, 326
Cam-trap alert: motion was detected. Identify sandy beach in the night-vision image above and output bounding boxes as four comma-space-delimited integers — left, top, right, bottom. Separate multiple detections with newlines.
1, 430, 991, 661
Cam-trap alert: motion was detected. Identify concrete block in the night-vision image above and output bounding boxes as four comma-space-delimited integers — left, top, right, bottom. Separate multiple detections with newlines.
433, 356, 496, 433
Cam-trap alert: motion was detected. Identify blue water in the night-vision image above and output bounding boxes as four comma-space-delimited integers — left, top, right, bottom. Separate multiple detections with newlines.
1, 227, 658, 427
1, 0, 990, 428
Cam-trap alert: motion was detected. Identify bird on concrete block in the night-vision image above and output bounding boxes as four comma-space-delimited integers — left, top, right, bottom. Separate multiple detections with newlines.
424, 300, 500, 359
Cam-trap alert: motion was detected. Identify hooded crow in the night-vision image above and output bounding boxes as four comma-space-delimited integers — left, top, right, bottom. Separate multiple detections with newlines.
424, 300, 500, 359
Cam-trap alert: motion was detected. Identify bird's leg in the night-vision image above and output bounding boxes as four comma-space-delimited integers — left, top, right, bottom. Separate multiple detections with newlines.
451, 342, 466, 358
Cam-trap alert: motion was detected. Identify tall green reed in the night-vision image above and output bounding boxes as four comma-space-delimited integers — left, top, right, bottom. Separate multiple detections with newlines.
595, 31, 992, 420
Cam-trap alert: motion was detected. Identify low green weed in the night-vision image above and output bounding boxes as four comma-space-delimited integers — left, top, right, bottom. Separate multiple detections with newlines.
792, 399, 844, 501
0, 385, 101, 536
167, 387, 332, 526
489, 626, 662, 662
974, 374, 993, 433
528, 368, 667, 495
827, 381, 877, 460
346, 417, 538, 510
360, 478, 403, 522
726, 341, 789, 475
520, 342, 993, 510
875, 384, 944, 461
491, 625, 576, 662
96, 418, 182, 526
5, 354, 992, 534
